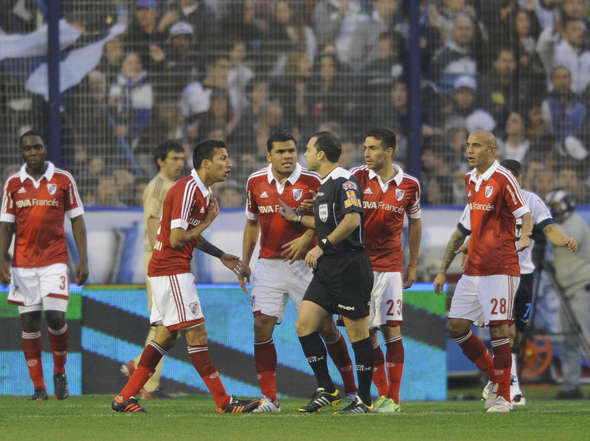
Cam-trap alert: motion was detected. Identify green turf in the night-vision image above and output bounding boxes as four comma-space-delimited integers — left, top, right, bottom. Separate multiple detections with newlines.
2, 386, 590, 441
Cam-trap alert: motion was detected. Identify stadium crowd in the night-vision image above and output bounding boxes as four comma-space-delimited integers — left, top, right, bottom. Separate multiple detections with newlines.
2, 0, 590, 206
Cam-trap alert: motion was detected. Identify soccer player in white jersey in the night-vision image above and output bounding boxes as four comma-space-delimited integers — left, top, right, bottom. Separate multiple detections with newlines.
243, 130, 357, 412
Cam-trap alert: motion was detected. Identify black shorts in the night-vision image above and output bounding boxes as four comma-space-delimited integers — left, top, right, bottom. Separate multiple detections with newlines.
514, 272, 534, 332
303, 248, 373, 319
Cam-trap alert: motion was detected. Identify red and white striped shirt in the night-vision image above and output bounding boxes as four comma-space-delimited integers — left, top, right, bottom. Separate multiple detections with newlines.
1, 161, 84, 268
148, 169, 210, 277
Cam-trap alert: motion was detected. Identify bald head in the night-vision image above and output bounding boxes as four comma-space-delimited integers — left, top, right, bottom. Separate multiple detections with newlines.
466, 130, 497, 172
469, 130, 496, 149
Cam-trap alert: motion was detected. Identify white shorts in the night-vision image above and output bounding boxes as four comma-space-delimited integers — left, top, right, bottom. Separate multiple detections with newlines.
449, 274, 520, 326
369, 271, 403, 329
250, 258, 312, 323
148, 272, 204, 331
8, 263, 69, 313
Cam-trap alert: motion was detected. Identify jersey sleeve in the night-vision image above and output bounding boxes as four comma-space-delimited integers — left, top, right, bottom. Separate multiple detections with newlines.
406, 180, 422, 219
530, 193, 554, 229
457, 204, 471, 235
338, 178, 363, 214
170, 183, 192, 230
0, 179, 15, 223
502, 174, 529, 218
245, 179, 258, 220
64, 174, 84, 218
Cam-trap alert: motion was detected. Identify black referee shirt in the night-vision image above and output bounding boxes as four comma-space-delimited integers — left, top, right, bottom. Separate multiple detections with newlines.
314, 167, 364, 256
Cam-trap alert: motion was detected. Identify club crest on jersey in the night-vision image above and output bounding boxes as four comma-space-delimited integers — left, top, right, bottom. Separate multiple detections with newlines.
47, 183, 57, 195
395, 188, 405, 201
188, 301, 200, 315
485, 185, 494, 198
292, 188, 303, 201
318, 203, 328, 222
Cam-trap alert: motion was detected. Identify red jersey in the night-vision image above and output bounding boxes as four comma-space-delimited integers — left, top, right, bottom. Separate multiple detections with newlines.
148, 170, 210, 277
462, 161, 529, 276
352, 165, 421, 272
246, 163, 320, 259
0, 162, 84, 268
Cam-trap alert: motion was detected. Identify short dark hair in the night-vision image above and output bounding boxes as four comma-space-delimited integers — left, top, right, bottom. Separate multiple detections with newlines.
19, 129, 45, 147
154, 140, 184, 169
311, 131, 341, 162
193, 139, 227, 170
267, 129, 296, 152
500, 159, 522, 178
365, 128, 397, 150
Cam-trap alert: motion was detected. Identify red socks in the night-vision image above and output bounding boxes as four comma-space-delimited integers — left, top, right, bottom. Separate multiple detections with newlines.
372, 343, 388, 397
326, 332, 357, 394
48, 324, 68, 375
188, 345, 230, 410
119, 342, 165, 400
454, 330, 495, 381
491, 338, 512, 401
254, 338, 277, 401
22, 331, 45, 389
385, 336, 404, 404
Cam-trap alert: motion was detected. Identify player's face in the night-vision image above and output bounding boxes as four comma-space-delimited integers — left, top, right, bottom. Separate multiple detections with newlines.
304, 137, 320, 171
466, 133, 495, 169
20, 135, 47, 171
207, 147, 232, 184
363, 136, 393, 171
161, 150, 186, 181
267, 140, 297, 176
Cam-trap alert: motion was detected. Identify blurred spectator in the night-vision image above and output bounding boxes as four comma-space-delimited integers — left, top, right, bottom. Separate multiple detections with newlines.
541, 66, 587, 144
498, 112, 535, 163
93, 174, 126, 206
126, 0, 166, 73
240, 76, 271, 150
421, 139, 454, 204
217, 179, 244, 207
349, 0, 405, 67
98, 36, 126, 86
265, 1, 317, 77
165, 0, 220, 58
526, 164, 556, 200
109, 52, 153, 145
113, 168, 137, 205
221, 0, 266, 52
313, 0, 363, 64
431, 13, 477, 91
371, 79, 408, 137
558, 166, 588, 203
228, 40, 255, 114
199, 89, 243, 145
309, 53, 350, 127
428, 0, 475, 44
537, 17, 590, 94
444, 76, 496, 134
444, 125, 468, 171
340, 138, 360, 169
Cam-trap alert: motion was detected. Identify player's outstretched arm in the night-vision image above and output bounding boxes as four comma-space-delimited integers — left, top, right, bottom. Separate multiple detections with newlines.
278, 199, 315, 228
70, 215, 89, 285
433, 228, 467, 294
0, 222, 15, 284
404, 217, 422, 289
242, 219, 259, 267
543, 223, 578, 252
517, 212, 533, 251
196, 236, 251, 293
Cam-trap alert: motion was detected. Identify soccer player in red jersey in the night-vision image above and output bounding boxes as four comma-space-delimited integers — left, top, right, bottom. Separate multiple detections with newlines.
242, 130, 357, 412
112, 140, 260, 414
433, 130, 532, 413
350, 128, 422, 413
0, 130, 89, 401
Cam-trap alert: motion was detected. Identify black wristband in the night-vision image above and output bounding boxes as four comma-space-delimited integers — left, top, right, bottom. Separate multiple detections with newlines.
198, 238, 225, 258
318, 238, 333, 252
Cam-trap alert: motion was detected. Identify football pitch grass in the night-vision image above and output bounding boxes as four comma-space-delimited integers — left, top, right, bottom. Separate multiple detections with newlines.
3, 386, 590, 441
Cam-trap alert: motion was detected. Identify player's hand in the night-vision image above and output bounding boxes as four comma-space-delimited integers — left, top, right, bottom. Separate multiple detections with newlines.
566, 237, 578, 252
304, 245, 323, 269
204, 197, 220, 226
281, 233, 313, 263
299, 190, 317, 211
76, 260, 89, 285
403, 264, 417, 289
278, 199, 298, 222
517, 234, 531, 252
221, 254, 250, 294
433, 272, 446, 294
455, 239, 470, 269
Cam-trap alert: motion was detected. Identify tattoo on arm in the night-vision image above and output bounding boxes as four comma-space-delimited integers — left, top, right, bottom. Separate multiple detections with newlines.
440, 230, 466, 272
196, 237, 224, 258
543, 224, 553, 234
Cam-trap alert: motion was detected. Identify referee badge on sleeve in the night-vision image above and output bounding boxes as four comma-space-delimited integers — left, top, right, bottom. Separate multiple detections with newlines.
318, 203, 328, 222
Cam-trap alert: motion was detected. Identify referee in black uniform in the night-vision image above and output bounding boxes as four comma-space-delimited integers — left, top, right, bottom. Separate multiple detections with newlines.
280, 131, 374, 414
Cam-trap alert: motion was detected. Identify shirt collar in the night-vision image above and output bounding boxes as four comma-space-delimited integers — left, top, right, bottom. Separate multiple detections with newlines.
321, 166, 350, 184
368, 164, 404, 186
191, 169, 210, 197
469, 160, 499, 184
20, 161, 55, 184
266, 162, 302, 186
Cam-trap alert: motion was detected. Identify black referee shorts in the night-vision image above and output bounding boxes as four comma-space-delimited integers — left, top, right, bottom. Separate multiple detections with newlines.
303, 248, 373, 319
514, 272, 534, 332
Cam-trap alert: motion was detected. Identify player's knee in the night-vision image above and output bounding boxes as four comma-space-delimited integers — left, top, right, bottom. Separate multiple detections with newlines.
20, 311, 42, 332
318, 319, 339, 342
447, 320, 469, 338
45, 311, 66, 331
254, 315, 275, 341
295, 317, 313, 337
185, 325, 208, 346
